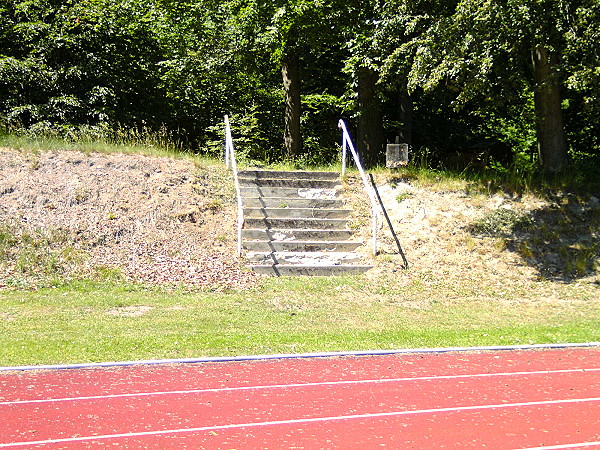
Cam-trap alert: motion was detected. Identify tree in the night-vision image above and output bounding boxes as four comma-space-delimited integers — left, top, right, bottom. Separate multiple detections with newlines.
562, 1, 600, 159
356, 65, 384, 167
268, 1, 347, 160
2, 0, 597, 173
338, 0, 386, 167
380, 0, 592, 173
0, 0, 169, 130
271, 4, 304, 159
531, 44, 568, 172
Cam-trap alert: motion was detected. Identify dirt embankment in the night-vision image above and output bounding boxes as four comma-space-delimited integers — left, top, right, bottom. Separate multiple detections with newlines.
1, 147, 598, 294
344, 171, 599, 295
0, 148, 257, 290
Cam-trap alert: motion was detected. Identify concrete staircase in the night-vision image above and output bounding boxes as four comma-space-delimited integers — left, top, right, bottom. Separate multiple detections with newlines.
238, 170, 372, 276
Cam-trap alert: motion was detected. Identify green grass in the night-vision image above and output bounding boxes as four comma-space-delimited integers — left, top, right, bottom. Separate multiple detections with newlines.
1, 132, 599, 367
1, 276, 598, 366
0, 130, 216, 168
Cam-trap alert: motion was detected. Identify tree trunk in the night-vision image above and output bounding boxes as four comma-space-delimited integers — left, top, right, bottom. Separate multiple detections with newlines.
398, 88, 413, 146
282, 51, 302, 160
357, 66, 384, 168
531, 45, 568, 173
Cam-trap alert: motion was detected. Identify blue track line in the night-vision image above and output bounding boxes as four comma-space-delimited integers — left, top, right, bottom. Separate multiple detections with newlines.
1, 342, 599, 372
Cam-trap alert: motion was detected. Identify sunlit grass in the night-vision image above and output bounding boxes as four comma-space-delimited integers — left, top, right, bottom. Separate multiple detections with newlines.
1, 276, 598, 366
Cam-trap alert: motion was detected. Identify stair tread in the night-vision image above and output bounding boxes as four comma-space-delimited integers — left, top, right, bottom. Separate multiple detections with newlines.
239, 178, 340, 186
238, 169, 370, 276
242, 227, 352, 232
250, 264, 373, 276
247, 216, 347, 219
247, 250, 364, 265
251, 264, 372, 267
247, 251, 361, 256
242, 198, 344, 208
239, 170, 339, 180
242, 196, 343, 200
243, 241, 363, 252
244, 218, 348, 230
240, 187, 340, 198
244, 239, 362, 243
244, 208, 351, 219
242, 229, 355, 242
244, 207, 350, 211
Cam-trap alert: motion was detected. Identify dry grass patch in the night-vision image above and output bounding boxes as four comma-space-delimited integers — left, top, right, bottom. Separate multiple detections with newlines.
106, 305, 154, 317
0, 148, 258, 291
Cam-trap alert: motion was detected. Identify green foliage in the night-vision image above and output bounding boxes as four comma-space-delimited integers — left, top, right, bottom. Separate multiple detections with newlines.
0, 0, 598, 176
301, 93, 346, 162
1, 0, 169, 135
205, 107, 279, 163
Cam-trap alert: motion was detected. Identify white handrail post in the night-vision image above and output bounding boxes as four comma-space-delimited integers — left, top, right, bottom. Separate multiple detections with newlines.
338, 119, 379, 256
224, 115, 232, 169
341, 132, 347, 178
224, 115, 243, 257
372, 209, 378, 256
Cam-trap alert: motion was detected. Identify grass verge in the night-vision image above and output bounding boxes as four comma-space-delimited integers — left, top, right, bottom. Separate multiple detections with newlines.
0, 131, 216, 169
1, 276, 598, 367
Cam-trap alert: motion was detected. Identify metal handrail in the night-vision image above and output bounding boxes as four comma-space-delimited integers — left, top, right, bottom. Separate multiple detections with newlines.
338, 119, 380, 255
224, 115, 244, 257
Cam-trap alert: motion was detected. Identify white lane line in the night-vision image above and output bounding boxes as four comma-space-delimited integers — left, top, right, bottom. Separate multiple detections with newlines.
516, 442, 600, 449
1, 397, 599, 448
2, 368, 599, 406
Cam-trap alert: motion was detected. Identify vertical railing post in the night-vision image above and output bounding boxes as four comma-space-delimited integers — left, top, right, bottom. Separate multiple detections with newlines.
224, 115, 232, 169
338, 119, 379, 256
341, 132, 347, 178
224, 115, 243, 257
372, 207, 378, 256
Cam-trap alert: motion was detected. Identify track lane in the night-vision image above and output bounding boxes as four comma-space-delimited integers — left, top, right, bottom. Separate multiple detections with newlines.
2, 348, 599, 402
1, 348, 599, 448
3, 398, 600, 448
2, 365, 599, 445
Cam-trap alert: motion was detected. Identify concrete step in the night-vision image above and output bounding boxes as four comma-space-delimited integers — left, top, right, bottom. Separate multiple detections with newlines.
250, 264, 373, 276
242, 197, 344, 209
239, 170, 339, 181
239, 178, 340, 189
242, 240, 363, 252
246, 251, 363, 265
237, 169, 370, 277
240, 187, 339, 199
244, 207, 351, 219
242, 228, 354, 241
244, 217, 347, 230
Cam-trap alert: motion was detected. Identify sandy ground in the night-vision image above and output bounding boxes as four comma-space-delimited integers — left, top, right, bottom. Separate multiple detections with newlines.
345, 171, 599, 293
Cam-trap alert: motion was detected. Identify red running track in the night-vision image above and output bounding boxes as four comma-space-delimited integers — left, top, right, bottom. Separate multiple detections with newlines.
1, 348, 599, 448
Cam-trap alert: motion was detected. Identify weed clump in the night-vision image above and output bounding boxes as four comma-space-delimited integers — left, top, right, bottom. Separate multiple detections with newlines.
469, 208, 533, 236
0, 224, 86, 277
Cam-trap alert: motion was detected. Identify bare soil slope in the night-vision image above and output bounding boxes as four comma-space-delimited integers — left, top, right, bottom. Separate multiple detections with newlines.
1, 147, 598, 296
344, 170, 599, 300
0, 148, 256, 290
